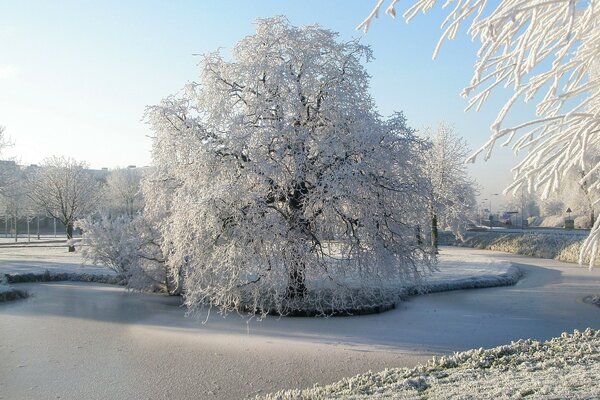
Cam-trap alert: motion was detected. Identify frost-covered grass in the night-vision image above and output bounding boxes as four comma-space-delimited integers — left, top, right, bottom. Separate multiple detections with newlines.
261, 328, 600, 399
0, 242, 120, 301
4, 271, 122, 285
0, 243, 521, 312
0, 283, 28, 302
584, 295, 600, 307
457, 232, 599, 266
240, 251, 520, 316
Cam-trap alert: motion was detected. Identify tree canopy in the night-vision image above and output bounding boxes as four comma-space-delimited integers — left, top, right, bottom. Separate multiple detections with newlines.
145, 17, 433, 316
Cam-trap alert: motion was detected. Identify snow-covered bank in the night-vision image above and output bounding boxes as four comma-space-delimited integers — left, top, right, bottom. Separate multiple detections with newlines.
0, 284, 28, 302
0, 244, 115, 277
262, 328, 600, 399
424, 249, 521, 293
4, 271, 121, 285
0, 244, 521, 314
0, 244, 119, 301
456, 231, 595, 266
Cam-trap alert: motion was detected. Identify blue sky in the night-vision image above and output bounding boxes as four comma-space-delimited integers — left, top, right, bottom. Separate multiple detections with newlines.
0, 0, 527, 204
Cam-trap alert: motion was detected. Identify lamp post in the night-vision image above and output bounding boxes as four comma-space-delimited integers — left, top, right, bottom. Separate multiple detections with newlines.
482, 199, 488, 226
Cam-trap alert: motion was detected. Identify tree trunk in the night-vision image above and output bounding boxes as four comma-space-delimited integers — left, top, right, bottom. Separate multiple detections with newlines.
431, 214, 439, 249
165, 268, 182, 296
285, 181, 309, 300
416, 225, 423, 246
591, 209, 596, 228
66, 222, 75, 252
286, 259, 307, 299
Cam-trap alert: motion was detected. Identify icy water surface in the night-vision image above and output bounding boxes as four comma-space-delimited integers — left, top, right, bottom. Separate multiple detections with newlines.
1, 247, 599, 399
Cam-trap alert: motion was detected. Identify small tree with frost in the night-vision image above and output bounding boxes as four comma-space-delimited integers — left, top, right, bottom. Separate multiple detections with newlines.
27, 157, 101, 252
360, 0, 600, 266
422, 124, 477, 247
77, 214, 169, 291
104, 167, 143, 218
0, 126, 13, 190
145, 17, 433, 316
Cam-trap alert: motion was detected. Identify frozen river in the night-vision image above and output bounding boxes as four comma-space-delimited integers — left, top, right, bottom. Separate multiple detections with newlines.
1, 247, 599, 399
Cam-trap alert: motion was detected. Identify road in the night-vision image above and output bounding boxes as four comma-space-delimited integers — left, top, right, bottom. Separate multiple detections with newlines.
1, 247, 599, 399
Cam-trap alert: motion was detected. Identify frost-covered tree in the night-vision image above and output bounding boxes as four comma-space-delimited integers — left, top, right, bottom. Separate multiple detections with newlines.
0, 162, 25, 240
360, 1, 600, 266
104, 167, 143, 218
27, 157, 101, 252
421, 124, 477, 246
145, 17, 432, 316
77, 214, 169, 291
0, 126, 6, 155
0, 126, 13, 191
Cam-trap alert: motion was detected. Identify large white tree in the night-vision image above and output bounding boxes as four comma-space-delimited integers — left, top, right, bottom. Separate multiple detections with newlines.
145, 17, 432, 316
422, 123, 478, 247
27, 157, 101, 252
360, 0, 600, 266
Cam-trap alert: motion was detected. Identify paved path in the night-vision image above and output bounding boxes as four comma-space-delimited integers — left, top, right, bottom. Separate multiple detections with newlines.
0, 247, 599, 399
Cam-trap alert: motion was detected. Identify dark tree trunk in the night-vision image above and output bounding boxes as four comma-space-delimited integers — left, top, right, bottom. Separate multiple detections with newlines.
286, 259, 307, 299
165, 268, 183, 296
431, 214, 439, 249
66, 222, 75, 252
285, 181, 309, 299
416, 225, 423, 246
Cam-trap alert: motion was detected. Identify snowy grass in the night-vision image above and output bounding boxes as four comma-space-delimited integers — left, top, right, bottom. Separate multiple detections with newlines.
4, 271, 122, 285
0, 243, 120, 302
0, 244, 521, 311
242, 251, 520, 316
0, 283, 28, 302
583, 295, 600, 307
261, 328, 600, 399
456, 232, 599, 266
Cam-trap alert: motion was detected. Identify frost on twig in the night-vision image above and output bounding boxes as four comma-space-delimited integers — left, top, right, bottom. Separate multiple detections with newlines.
361, 0, 600, 268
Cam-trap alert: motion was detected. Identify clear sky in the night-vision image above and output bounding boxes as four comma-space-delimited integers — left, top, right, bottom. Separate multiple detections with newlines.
0, 0, 528, 207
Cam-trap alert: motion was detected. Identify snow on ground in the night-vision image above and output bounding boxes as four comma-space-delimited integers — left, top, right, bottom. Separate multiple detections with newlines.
0, 240, 114, 277
262, 329, 600, 399
0, 240, 516, 292
425, 250, 520, 292
0, 283, 28, 302
1, 247, 599, 399
458, 231, 595, 266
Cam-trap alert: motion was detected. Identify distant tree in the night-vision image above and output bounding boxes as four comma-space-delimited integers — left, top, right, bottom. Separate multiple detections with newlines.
360, 0, 600, 266
0, 162, 25, 240
27, 157, 101, 252
0, 126, 13, 190
0, 126, 6, 154
145, 17, 432, 316
104, 168, 143, 218
421, 123, 477, 247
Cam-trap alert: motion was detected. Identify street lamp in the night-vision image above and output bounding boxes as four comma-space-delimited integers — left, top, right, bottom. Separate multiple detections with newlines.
482, 199, 488, 226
